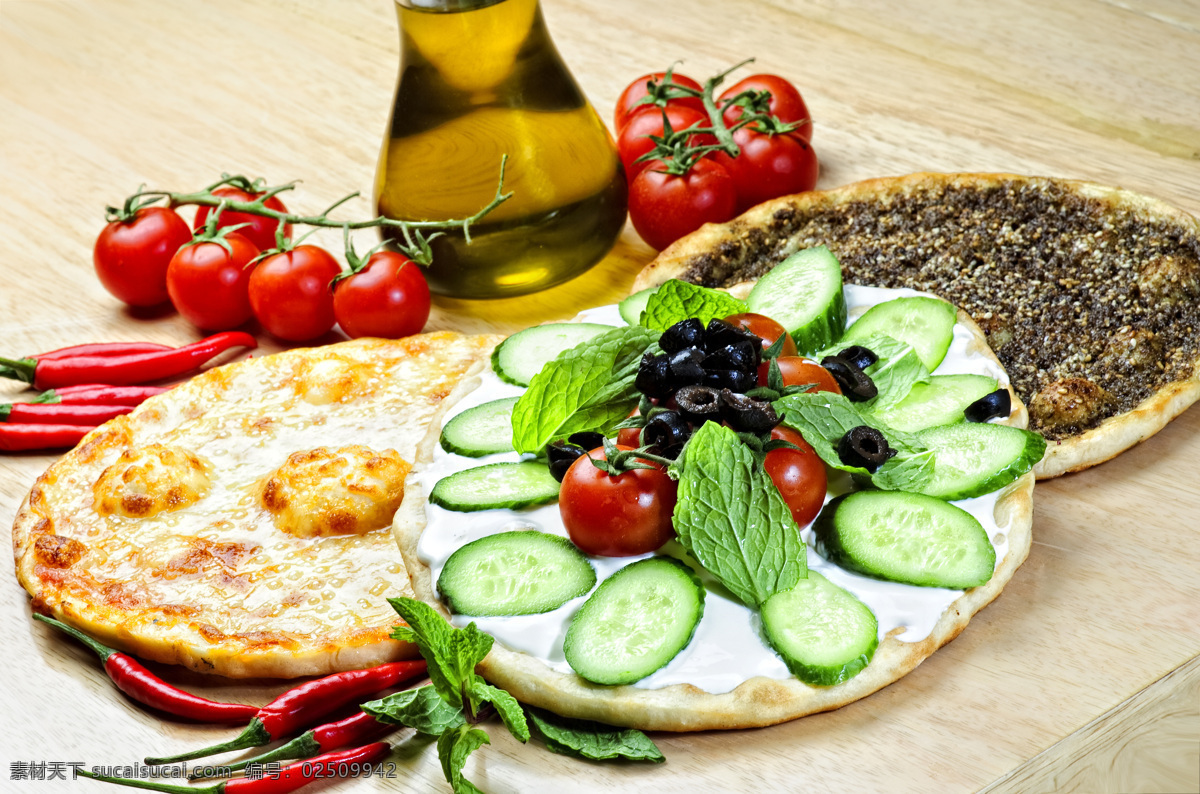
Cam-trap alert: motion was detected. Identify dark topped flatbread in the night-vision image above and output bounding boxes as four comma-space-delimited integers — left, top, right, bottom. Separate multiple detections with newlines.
632, 173, 1200, 478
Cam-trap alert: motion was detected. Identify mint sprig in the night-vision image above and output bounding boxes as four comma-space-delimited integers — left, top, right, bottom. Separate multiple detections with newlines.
439, 724, 491, 794
672, 421, 807, 608
527, 708, 665, 763
362, 685, 467, 736
510, 326, 657, 454
638, 280, 747, 331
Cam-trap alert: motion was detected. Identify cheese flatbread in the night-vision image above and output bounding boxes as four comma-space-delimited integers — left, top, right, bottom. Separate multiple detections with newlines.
13, 332, 501, 678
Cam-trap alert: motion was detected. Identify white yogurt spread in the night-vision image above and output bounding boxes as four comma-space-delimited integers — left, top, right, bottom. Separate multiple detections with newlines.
416, 286, 1015, 695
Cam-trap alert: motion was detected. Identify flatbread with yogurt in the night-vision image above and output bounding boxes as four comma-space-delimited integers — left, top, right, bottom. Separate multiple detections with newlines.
13, 332, 502, 678
632, 173, 1200, 479
394, 294, 1035, 731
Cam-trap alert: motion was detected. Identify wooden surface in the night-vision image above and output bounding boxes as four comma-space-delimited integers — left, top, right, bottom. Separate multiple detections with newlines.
2, 0, 1199, 792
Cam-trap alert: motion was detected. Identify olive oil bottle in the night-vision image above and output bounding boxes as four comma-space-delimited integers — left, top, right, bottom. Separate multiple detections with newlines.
375, 0, 627, 298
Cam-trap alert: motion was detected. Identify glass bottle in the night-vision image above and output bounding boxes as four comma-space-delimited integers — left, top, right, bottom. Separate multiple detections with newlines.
375, 0, 628, 299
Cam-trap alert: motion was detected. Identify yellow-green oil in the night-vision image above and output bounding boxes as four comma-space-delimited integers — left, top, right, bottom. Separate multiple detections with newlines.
375, 0, 627, 298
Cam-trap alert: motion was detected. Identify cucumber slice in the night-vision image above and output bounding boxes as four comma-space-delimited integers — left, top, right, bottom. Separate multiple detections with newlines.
430, 462, 560, 512
438, 531, 596, 616
440, 397, 518, 457
491, 323, 613, 387
564, 557, 704, 686
746, 246, 846, 355
619, 287, 659, 325
870, 374, 998, 432
916, 422, 1046, 500
814, 491, 995, 589
842, 296, 957, 371
761, 571, 879, 686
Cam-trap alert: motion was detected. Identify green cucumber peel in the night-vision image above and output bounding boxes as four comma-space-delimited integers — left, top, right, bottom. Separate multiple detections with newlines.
672, 421, 807, 608
638, 279, 747, 331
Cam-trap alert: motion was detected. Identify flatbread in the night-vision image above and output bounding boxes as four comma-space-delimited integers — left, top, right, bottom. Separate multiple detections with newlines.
13, 332, 502, 678
632, 173, 1200, 479
395, 306, 1034, 732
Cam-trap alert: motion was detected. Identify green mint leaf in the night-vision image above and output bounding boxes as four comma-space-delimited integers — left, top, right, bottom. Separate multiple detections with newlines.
511, 326, 658, 454
361, 685, 466, 736
527, 708, 664, 763
872, 446, 937, 490
437, 723, 491, 794
639, 280, 747, 331
672, 421, 806, 608
468, 678, 529, 743
852, 334, 931, 410
388, 597, 493, 711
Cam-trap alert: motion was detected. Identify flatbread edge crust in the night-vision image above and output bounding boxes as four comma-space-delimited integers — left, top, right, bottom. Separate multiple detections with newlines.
629, 172, 1200, 481
394, 311, 1034, 732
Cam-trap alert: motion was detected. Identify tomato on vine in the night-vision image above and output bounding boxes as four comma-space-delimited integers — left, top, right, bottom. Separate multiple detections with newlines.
714, 127, 819, 212
617, 105, 715, 181
165, 230, 259, 331
629, 157, 737, 251
248, 244, 342, 342
614, 71, 706, 133
194, 186, 292, 252
93, 206, 193, 307
559, 445, 677, 557
332, 249, 431, 340
719, 74, 813, 141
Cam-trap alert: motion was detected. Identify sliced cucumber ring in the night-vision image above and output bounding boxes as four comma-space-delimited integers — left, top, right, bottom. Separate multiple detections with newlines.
746, 246, 846, 355
440, 397, 518, 457
619, 286, 659, 326
491, 323, 614, 387
917, 422, 1045, 500
429, 462, 560, 512
843, 296, 957, 371
869, 374, 999, 432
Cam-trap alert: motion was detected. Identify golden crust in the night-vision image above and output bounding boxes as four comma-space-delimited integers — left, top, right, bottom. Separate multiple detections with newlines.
395, 309, 1034, 732
13, 332, 503, 679
632, 172, 1200, 480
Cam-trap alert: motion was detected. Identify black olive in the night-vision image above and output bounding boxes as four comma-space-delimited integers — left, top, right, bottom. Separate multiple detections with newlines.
836, 426, 896, 473
546, 440, 586, 482
964, 388, 1012, 422
635, 352, 671, 398
837, 345, 878, 371
567, 431, 606, 452
641, 410, 692, 458
667, 347, 706, 388
674, 384, 722, 424
703, 367, 758, 393
703, 340, 758, 373
820, 356, 878, 402
659, 317, 707, 354
719, 389, 780, 433
705, 319, 762, 362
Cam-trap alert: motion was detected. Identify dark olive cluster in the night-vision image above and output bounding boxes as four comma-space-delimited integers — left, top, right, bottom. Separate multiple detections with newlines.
820, 344, 879, 402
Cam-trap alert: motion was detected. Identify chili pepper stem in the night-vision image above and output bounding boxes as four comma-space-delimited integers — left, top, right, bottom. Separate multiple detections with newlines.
0, 356, 36, 384
76, 769, 221, 794
33, 614, 113, 661
145, 719, 269, 765
189, 731, 321, 780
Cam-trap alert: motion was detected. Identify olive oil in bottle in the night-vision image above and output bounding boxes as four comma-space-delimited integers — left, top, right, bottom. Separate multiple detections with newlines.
375, 0, 627, 298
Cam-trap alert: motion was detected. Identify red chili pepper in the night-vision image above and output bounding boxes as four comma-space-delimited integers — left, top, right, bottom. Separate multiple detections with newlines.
146, 660, 428, 765
36, 341, 174, 360
0, 331, 257, 389
0, 422, 95, 451
0, 402, 132, 425
193, 710, 398, 778
77, 742, 392, 794
33, 615, 258, 723
50, 384, 171, 405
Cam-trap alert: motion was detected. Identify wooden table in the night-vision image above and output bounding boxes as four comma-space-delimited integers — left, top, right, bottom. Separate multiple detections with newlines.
2, 1, 1198, 791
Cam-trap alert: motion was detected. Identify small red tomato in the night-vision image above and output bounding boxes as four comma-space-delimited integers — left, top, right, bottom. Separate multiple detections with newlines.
765, 425, 827, 527
758, 357, 842, 393
614, 71, 706, 133
332, 251, 431, 339
560, 446, 677, 557
719, 74, 813, 142
715, 127, 819, 212
617, 105, 716, 181
629, 158, 738, 251
93, 207, 193, 306
248, 245, 342, 342
165, 233, 259, 330
724, 312, 798, 357
194, 187, 293, 252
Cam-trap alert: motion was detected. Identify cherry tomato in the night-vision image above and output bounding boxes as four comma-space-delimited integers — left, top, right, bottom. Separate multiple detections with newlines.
629, 158, 737, 251
247, 245, 342, 342
719, 74, 813, 142
617, 105, 716, 181
614, 71, 706, 133
93, 207, 193, 307
765, 426, 827, 527
559, 446, 677, 557
194, 187, 292, 253
165, 233, 259, 330
332, 251, 431, 339
724, 312, 798, 357
757, 356, 842, 393
714, 127, 819, 213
